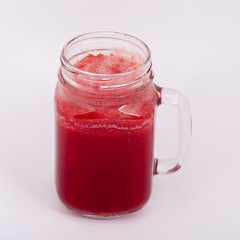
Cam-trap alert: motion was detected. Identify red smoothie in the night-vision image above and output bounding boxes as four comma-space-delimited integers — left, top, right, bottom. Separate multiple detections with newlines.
55, 52, 156, 216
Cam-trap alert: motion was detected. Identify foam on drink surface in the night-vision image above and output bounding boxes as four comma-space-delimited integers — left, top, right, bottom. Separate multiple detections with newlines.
74, 51, 143, 74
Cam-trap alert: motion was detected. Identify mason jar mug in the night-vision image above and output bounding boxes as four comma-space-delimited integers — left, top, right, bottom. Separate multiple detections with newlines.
55, 32, 191, 219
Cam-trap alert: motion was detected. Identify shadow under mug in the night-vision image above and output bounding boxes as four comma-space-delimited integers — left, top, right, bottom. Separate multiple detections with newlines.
55, 32, 192, 219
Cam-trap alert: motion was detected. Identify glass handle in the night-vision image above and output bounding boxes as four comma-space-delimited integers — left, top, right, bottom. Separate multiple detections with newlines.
154, 85, 192, 174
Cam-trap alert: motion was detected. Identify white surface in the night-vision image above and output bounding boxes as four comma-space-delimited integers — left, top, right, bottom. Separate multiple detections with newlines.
1, 0, 240, 239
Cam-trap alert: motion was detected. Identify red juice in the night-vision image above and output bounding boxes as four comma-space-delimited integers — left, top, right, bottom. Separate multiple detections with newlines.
55, 53, 157, 216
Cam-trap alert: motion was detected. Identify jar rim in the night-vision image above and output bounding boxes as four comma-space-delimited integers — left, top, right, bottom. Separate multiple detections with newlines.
60, 31, 152, 79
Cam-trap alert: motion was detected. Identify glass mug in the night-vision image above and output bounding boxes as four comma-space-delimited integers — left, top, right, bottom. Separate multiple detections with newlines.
55, 32, 191, 219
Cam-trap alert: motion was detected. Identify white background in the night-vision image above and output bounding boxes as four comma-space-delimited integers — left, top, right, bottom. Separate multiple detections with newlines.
1, 0, 240, 239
